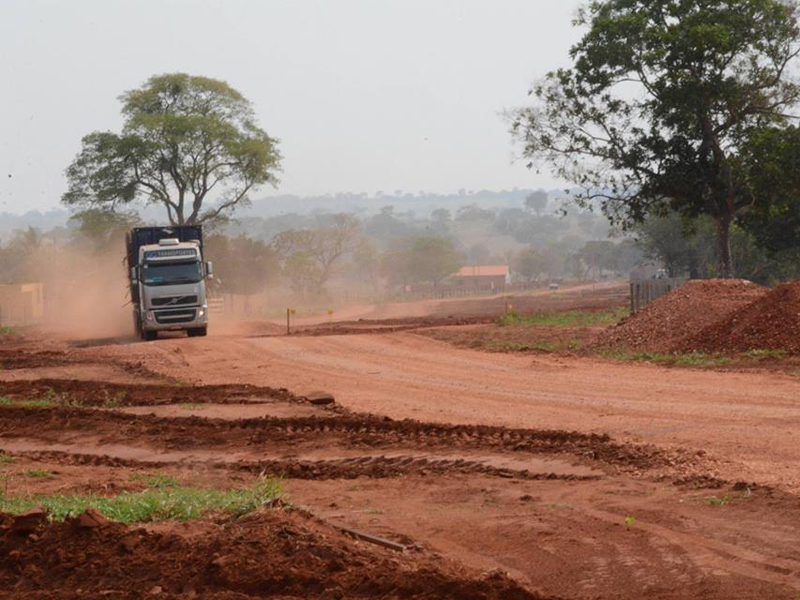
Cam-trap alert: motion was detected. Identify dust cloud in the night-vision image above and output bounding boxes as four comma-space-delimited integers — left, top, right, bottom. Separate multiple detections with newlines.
39, 245, 132, 340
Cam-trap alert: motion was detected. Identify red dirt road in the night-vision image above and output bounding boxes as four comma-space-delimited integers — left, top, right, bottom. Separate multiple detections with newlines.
6, 283, 800, 599
92, 329, 800, 492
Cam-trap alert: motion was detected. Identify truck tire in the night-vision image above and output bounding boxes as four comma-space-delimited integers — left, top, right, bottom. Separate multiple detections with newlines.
143, 330, 158, 341
187, 328, 207, 337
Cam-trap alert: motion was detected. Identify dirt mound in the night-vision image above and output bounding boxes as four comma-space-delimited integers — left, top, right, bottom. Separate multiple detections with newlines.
0, 509, 544, 599
594, 279, 767, 352
677, 279, 800, 354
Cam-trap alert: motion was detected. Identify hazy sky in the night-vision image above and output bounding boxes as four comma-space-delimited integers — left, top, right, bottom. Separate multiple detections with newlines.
0, 0, 585, 214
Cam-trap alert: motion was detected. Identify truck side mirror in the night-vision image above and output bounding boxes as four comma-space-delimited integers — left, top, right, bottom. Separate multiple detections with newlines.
130, 267, 138, 283
206, 261, 214, 279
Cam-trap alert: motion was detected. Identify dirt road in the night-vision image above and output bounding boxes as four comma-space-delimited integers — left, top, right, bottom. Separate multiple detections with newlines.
5, 283, 800, 598
94, 329, 800, 492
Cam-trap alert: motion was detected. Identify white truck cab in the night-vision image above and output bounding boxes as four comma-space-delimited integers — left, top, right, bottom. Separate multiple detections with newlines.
127, 227, 212, 341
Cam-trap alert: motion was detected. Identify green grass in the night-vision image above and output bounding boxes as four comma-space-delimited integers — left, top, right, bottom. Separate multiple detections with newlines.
0, 452, 14, 464
24, 469, 52, 478
498, 307, 629, 328
488, 339, 582, 353
601, 351, 732, 368
740, 349, 787, 361
101, 390, 126, 408
0, 478, 284, 523
0, 391, 82, 408
0, 326, 16, 336
693, 488, 751, 508
129, 473, 179, 488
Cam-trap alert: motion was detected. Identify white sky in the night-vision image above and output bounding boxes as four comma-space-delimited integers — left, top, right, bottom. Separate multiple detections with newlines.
0, 0, 585, 214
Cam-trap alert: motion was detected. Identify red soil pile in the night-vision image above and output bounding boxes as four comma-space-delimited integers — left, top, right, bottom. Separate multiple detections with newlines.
0, 508, 546, 599
677, 279, 800, 355
594, 279, 767, 352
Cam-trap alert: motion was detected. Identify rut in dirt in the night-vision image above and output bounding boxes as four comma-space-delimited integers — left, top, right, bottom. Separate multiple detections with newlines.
0, 403, 698, 473
7, 448, 599, 482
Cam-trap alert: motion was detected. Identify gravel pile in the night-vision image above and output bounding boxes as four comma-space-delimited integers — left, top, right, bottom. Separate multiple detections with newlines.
594, 279, 767, 353
678, 279, 800, 354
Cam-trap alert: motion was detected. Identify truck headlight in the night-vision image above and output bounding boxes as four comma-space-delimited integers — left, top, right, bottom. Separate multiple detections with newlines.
198, 308, 205, 317
146, 311, 156, 322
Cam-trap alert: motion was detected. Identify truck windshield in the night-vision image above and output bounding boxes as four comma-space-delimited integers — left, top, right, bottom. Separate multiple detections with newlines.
142, 261, 202, 286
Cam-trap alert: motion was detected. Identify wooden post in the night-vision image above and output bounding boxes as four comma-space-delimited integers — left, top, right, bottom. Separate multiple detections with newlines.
286, 308, 290, 335
630, 282, 635, 314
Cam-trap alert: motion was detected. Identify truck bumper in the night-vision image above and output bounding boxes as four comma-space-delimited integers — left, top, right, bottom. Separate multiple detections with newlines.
142, 306, 208, 332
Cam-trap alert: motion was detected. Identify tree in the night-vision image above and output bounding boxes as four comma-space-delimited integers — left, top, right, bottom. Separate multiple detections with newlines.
468, 243, 491, 266
380, 236, 462, 287
430, 208, 452, 234
632, 210, 798, 282
63, 73, 281, 225
204, 234, 281, 295
512, 0, 800, 277
68, 208, 142, 252
272, 214, 362, 295
578, 240, 617, 278
407, 236, 462, 286
740, 125, 800, 253
352, 240, 381, 288
514, 247, 546, 281
524, 191, 548, 216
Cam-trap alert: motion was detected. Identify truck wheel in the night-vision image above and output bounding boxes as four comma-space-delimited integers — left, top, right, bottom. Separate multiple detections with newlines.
187, 328, 207, 337
143, 330, 158, 341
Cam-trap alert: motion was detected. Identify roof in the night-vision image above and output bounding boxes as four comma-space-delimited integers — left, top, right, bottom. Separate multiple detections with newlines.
452, 265, 510, 278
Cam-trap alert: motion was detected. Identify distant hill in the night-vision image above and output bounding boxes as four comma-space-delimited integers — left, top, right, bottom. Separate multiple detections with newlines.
0, 188, 571, 238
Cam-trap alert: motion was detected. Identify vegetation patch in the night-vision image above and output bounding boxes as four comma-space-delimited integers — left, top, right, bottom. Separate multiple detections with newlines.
601, 351, 733, 368
0, 391, 82, 408
498, 308, 628, 328
0, 326, 16, 337
129, 473, 180, 488
740, 349, 787, 361
24, 469, 53, 479
0, 478, 284, 523
488, 339, 582, 353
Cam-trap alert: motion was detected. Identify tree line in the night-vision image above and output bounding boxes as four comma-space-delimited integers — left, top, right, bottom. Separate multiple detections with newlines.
43, 1, 800, 289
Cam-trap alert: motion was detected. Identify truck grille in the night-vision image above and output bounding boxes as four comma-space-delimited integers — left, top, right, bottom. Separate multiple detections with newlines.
151, 295, 198, 307
154, 308, 196, 324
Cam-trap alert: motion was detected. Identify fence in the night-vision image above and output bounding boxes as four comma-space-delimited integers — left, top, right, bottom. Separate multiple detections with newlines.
393, 280, 552, 302
629, 278, 687, 313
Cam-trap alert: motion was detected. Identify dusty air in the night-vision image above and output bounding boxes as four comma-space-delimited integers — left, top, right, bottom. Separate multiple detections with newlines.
3, 1, 800, 598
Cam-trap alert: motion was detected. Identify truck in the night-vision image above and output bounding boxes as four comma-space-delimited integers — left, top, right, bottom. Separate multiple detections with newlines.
126, 225, 213, 341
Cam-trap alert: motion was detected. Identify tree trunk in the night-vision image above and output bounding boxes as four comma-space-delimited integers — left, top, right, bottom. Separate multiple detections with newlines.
715, 214, 733, 278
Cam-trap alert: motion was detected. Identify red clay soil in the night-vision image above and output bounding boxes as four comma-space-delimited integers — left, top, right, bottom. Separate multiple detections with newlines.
594, 279, 767, 352
0, 378, 300, 407
0, 509, 544, 599
0, 405, 695, 473
678, 279, 800, 355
